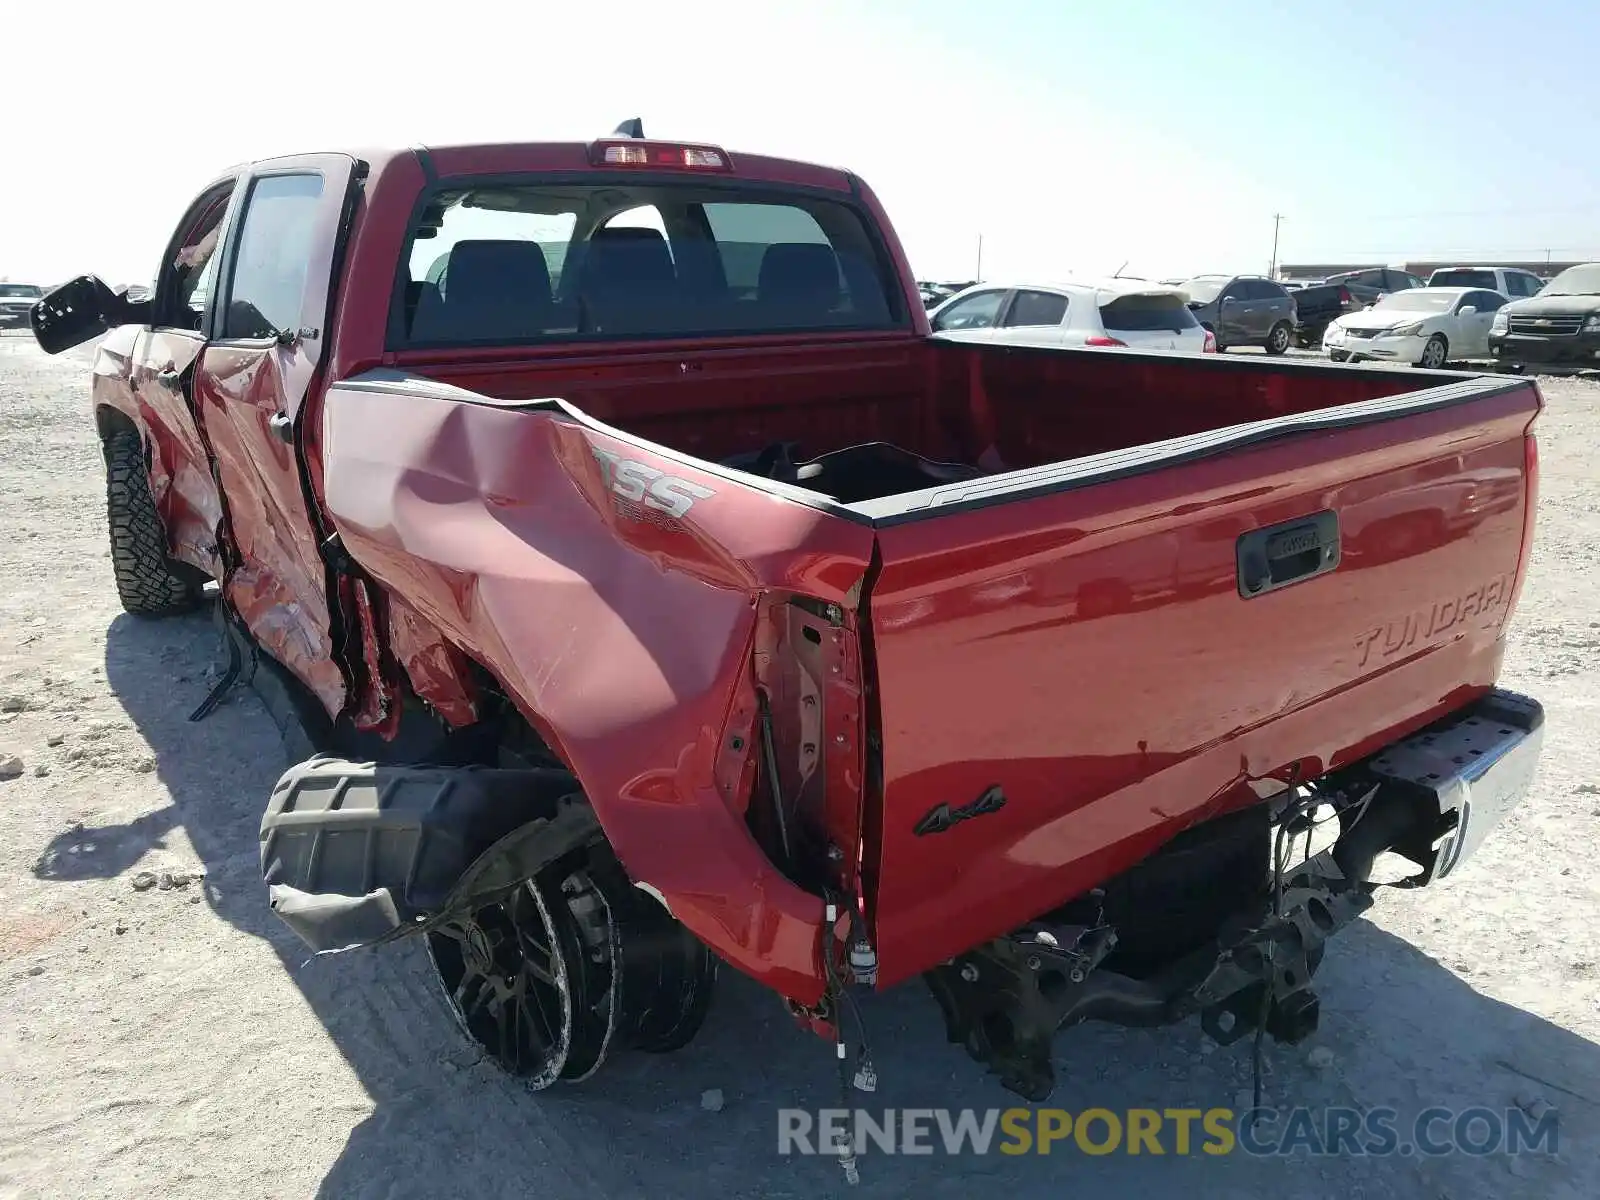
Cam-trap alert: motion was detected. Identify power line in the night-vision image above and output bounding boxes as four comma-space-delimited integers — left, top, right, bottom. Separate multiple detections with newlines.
1289, 247, 1600, 261
1294, 202, 1600, 223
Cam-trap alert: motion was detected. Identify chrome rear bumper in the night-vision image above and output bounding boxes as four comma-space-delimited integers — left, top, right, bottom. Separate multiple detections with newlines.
1367, 688, 1544, 883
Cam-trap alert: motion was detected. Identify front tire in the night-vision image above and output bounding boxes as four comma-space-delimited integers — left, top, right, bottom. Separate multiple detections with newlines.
104, 429, 203, 617
1419, 334, 1448, 369
1265, 321, 1292, 355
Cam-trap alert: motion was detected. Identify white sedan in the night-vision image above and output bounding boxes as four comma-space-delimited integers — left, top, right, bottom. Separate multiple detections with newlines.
1323, 286, 1507, 368
928, 277, 1216, 354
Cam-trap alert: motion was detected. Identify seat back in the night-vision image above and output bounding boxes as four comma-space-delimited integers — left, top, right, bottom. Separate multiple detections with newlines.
410, 239, 553, 341
574, 226, 680, 333
757, 242, 842, 325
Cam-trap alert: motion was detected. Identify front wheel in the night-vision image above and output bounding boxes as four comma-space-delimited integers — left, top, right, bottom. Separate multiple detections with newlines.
1418, 334, 1449, 369
1264, 322, 1292, 356
1329, 350, 1350, 363
104, 429, 204, 617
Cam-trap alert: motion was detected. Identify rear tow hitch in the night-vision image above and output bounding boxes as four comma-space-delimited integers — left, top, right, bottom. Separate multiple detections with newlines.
924, 852, 1372, 1103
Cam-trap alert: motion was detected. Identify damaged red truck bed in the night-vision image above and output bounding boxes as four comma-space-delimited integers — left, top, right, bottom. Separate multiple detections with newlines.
32, 126, 1545, 1111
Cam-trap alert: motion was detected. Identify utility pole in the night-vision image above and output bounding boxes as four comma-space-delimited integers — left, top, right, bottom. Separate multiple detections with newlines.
1269, 213, 1284, 279
976, 234, 983, 281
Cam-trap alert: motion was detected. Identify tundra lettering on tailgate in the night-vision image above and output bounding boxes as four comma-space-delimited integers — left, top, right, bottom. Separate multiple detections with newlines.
591, 446, 715, 519
1355, 572, 1514, 668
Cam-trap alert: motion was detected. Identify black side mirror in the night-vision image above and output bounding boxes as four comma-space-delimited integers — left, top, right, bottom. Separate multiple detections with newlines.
30, 275, 146, 355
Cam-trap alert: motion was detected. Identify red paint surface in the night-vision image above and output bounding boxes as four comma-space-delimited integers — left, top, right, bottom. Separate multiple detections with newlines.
195, 345, 348, 716
82, 139, 1545, 1007
89, 327, 225, 579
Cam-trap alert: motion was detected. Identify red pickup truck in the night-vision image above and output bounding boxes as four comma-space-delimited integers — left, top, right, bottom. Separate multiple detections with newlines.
32, 125, 1545, 1111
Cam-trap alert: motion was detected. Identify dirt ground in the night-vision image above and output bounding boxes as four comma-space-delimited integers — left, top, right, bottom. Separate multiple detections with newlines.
1, 332, 1597, 1199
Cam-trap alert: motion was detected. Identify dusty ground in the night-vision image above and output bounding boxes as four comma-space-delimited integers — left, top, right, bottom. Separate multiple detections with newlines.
0, 332, 1597, 1199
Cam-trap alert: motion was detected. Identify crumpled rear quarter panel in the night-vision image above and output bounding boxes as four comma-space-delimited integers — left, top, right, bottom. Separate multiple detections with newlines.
318, 372, 877, 1003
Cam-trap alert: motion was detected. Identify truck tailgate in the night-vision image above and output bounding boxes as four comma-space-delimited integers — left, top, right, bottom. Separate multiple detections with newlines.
860, 377, 1540, 986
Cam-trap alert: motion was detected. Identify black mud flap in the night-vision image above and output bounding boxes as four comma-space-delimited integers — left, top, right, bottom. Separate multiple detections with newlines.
260, 756, 600, 954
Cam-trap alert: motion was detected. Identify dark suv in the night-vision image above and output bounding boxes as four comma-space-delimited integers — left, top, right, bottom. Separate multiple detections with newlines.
1488, 262, 1600, 368
1178, 274, 1298, 354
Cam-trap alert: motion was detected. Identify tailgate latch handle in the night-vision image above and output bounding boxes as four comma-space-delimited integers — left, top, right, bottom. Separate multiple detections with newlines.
1237, 510, 1340, 598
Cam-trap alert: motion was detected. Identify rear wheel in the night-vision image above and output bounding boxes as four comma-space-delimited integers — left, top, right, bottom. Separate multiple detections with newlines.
1265, 321, 1292, 355
103, 429, 204, 616
1419, 334, 1448, 369
426, 838, 717, 1088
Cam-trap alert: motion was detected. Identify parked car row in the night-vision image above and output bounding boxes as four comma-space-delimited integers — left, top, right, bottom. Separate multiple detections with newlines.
1316, 262, 1600, 370
929, 258, 1600, 373
928, 277, 1216, 353
931, 272, 1309, 355
1316, 264, 1600, 369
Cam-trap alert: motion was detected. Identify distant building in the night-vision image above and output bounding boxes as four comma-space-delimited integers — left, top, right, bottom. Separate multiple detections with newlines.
1280, 259, 1588, 283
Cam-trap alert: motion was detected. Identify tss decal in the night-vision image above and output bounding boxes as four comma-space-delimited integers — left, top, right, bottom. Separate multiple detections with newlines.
591, 447, 715, 518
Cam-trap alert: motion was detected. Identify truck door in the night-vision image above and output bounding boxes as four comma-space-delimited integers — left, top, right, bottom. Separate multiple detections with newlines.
190, 156, 361, 719
129, 178, 241, 580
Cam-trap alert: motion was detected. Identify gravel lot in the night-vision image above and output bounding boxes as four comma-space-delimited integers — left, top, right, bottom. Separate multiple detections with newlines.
1, 334, 1597, 1199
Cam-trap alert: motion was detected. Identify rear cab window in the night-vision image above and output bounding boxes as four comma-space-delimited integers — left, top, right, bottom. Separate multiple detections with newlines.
392, 179, 903, 346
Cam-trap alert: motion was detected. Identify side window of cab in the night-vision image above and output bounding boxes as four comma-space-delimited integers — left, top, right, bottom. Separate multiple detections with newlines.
152, 181, 237, 333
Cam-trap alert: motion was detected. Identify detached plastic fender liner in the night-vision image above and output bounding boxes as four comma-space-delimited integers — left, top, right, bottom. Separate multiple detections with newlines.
260, 756, 601, 954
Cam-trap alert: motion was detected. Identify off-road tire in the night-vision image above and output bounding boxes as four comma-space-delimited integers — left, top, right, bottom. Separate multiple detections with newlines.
1264, 321, 1292, 356
104, 429, 202, 616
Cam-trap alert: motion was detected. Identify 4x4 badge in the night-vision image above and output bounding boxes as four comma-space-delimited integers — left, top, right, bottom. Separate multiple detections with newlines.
913, 786, 1007, 836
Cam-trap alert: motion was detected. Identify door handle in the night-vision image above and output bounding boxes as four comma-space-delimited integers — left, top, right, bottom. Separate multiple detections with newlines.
268, 412, 293, 444
156, 367, 181, 386
1237, 511, 1340, 597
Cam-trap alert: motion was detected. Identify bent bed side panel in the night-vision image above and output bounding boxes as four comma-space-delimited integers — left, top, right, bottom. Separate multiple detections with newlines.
862, 381, 1539, 988
318, 371, 878, 1004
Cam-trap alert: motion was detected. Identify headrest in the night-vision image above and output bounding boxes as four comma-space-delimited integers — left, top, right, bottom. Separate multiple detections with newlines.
443, 239, 552, 305
758, 242, 841, 313
581, 225, 677, 293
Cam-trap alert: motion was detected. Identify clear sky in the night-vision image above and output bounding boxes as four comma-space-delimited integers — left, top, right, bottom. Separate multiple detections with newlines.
4, 0, 1598, 288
